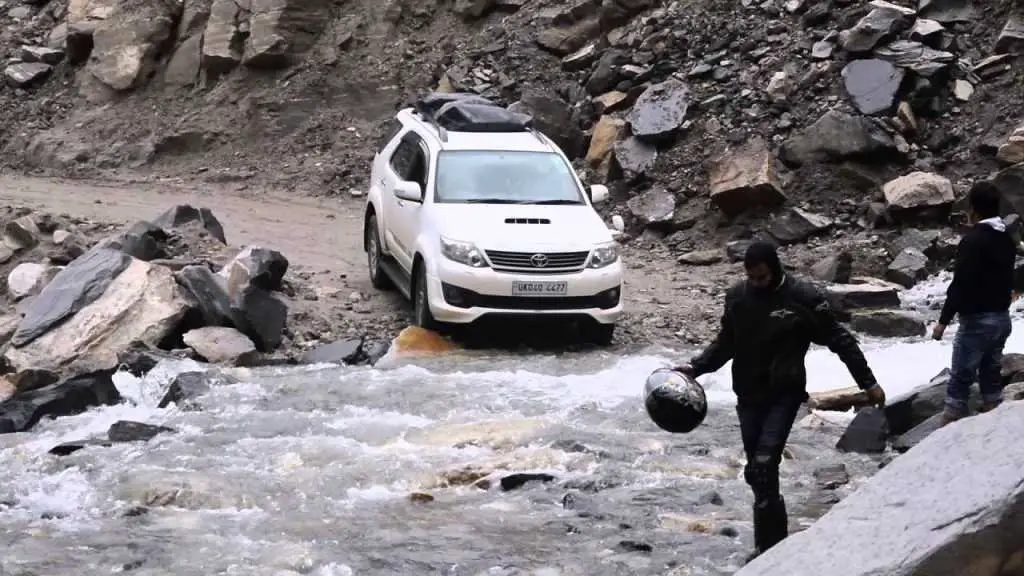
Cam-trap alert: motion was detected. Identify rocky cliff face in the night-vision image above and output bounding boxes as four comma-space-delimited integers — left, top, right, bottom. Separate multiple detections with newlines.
0, 0, 1023, 265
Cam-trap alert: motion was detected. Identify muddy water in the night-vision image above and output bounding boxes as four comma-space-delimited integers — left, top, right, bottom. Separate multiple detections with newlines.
0, 348, 883, 576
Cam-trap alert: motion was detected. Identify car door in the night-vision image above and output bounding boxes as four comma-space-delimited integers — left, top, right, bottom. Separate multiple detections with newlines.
384, 131, 428, 271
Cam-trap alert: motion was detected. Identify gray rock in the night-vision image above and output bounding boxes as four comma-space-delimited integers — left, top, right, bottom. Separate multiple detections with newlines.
88, 0, 181, 90
838, 2, 913, 53
841, 59, 904, 115
738, 400, 1024, 576
612, 136, 658, 179
811, 40, 833, 60
909, 18, 945, 44
780, 110, 897, 167
626, 78, 690, 142
301, 338, 364, 365
889, 228, 942, 260
3, 62, 52, 88
0, 369, 122, 434
765, 207, 832, 245
825, 279, 901, 310
243, 0, 329, 69
20, 45, 65, 65
509, 91, 584, 159
849, 310, 926, 338
883, 369, 954, 436
626, 188, 676, 228
157, 370, 238, 410
813, 464, 850, 490
885, 247, 929, 288
810, 252, 852, 284
890, 412, 943, 453
152, 205, 227, 244
995, 14, 1024, 54
182, 327, 259, 366
873, 40, 955, 77
453, 0, 497, 19
10, 247, 132, 348
678, 249, 723, 266
107, 420, 175, 442
917, 0, 977, 24
232, 286, 288, 352
175, 265, 240, 327
4, 216, 42, 251
219, 246, 289, 293
835, 407, 888, 454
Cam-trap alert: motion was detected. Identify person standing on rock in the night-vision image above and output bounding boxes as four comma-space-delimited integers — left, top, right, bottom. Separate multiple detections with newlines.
673, 241, 885, 563
932, 181, 1016, 425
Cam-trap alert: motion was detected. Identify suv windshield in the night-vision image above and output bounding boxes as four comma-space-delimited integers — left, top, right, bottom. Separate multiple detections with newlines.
434, 150, 585, 205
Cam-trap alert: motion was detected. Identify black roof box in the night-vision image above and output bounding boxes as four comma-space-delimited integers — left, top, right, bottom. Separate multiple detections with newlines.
414, 92, 535, 133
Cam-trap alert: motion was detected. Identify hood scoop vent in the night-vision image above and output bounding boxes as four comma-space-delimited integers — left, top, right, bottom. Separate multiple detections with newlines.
505, 217, 551, 224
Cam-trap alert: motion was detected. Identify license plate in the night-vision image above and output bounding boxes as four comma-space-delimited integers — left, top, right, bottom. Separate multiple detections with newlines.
511, 280, 568, 296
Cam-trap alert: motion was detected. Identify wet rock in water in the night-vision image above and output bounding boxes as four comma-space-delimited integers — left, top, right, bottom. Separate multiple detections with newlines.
849, 310, 926, 338
739, 401, 1024, 576
885, 248, 929, 289
873, 40, 955, 77
219, 246, 289, 292
300, 338, 364, 365
708, 137, 786, 216
890, 413, 944, 453
3, 62, 52, 88
626, 78, 690, 142
813, 464, 850, 490
917, 0, 977, 24
617, 540, 653, 553
116, 342, 190, 377
841, 59, 904, 115
8, 247, 132, 347
5, 258, 190, 374
779, 110, 897, 166
107, 420, 175, 442
0, 369, 121, 434
835, 407, 888, 454
4, 369, 61, 394
627, 188, 676, 228
824, 279, 901, 310
882, 171, 954, 221
810, 251, 852, 284
613, 137, 657, 179
390, 326, 456, 356
838, 1, 914, 53
765, 207, 832, 245
499, 472, 557, 491
182, 326, 259, 366
157, 370, 236, 409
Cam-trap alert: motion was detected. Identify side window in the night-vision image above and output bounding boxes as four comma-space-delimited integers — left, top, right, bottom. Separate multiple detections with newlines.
376, 119, 403, 153
389, 132, 429, 191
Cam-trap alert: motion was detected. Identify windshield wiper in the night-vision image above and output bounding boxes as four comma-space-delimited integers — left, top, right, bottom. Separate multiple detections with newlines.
531, 199, 583, 205
460, 199, 531, 204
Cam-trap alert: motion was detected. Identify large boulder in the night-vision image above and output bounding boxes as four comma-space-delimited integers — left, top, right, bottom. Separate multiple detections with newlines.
66, 0, 120, 63
244, 0, 330, 68
4, 258, 190, 374
9, 247, 132, 347
0, 369, 122, 433
509, 91, 585, 159
779, 110, 898, 166
737, 400, 1024, 576
87, 0, 182, 91
708, 137, 787, 217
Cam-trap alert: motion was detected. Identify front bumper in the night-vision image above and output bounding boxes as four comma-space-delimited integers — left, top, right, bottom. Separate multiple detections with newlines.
426, 258, 624, 324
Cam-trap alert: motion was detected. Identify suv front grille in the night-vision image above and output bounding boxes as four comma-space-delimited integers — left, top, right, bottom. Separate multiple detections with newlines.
485, 250, 589, 273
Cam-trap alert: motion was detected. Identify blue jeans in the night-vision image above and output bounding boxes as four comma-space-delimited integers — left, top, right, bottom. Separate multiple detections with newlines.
946, 311, 1013, 416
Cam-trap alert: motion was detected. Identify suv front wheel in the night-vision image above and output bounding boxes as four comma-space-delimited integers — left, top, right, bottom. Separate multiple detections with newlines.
582, 322, 615, 346
366, 214, 392, 290
413, 265, 439, 330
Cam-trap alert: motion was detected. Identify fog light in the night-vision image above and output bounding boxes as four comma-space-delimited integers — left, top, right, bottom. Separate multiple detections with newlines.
442, 283, 472, 308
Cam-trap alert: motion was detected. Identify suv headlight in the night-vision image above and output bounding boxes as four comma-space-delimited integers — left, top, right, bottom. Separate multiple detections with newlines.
440, 236, 488, 268
587, 241, 619, 269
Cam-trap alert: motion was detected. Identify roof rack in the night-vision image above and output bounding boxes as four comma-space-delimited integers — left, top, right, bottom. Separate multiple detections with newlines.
412, 91, 535, 138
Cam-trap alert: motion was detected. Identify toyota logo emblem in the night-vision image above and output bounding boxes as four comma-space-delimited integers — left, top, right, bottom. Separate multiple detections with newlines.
530, 253, 549, 267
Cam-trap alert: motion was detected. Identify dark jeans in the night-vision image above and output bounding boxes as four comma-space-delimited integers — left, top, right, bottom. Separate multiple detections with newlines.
736, 393, 804, 500
946, 311, 1013, 416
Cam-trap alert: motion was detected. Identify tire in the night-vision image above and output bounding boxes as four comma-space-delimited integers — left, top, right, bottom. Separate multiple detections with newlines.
365, 214, 392, 290
413, 264, 440, 330
583, 322, 615, 346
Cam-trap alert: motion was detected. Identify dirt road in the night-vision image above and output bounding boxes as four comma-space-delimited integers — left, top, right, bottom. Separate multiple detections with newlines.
0, 174, 728, 350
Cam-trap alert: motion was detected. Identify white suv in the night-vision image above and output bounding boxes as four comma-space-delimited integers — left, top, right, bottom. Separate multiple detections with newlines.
362, 93, 624, 344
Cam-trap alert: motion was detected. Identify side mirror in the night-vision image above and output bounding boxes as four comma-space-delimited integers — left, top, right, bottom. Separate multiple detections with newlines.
589, 184, 609, 204
394, 180, 422, 202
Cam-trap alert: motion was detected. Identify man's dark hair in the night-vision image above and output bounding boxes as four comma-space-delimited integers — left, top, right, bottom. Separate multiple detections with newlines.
969, 181, 1002, 219
744, 241, 782, 273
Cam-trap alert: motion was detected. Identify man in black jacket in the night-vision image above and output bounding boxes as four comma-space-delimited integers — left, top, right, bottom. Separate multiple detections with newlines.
932, 181, 1016, 425
675, 241, 885, 563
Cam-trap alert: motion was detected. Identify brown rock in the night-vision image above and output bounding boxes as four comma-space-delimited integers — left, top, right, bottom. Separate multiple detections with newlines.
996, 124, 1024, 166
882, 171, 954, 211
808, 386, 869, 412
709, 137, 787, 216
586, 115, 624, 170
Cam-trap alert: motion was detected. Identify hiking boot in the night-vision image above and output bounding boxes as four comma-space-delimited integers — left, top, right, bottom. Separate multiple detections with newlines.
939, 409, 964, 427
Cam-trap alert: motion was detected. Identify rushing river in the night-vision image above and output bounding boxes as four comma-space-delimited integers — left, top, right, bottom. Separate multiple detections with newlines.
1, 275, 1022, 576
